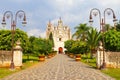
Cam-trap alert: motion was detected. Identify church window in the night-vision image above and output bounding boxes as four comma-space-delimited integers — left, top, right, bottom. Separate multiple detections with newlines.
59, 38, 62, 41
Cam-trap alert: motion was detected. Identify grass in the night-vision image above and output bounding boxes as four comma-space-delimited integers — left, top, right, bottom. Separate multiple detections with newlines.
81, 54, 120, 80
0, 54, 39, 79
0, 68, 20, 78
81, 54, 96, 68
101, 68, 120, 80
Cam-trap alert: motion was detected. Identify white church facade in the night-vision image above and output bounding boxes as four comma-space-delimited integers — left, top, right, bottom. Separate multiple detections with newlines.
46, 18, 71, 53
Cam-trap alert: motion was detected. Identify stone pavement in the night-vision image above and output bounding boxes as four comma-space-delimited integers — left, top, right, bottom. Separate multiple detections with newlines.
1, 54, 115, 80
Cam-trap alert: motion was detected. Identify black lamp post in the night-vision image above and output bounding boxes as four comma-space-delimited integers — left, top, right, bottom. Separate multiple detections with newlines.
1, 10, 27, 69
89, 8, 117, 69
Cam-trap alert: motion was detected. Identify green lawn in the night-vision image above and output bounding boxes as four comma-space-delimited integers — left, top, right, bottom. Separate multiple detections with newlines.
0, 54, 39, 79
81, 54, 120, 80
0, 68, 20, 78
101, 68, 120, 80
81, 54, 96, 68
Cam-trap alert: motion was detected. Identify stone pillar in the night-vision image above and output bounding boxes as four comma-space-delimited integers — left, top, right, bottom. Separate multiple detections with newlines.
13, 40, 22, 68
96, 41, 104, 69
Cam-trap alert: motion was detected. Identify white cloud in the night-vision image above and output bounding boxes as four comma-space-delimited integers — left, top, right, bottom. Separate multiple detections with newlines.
27, 29, 46, 38
23, 10, 48, 38
100, 0, 120, 6
40, 31, 46, 38
55, 0, 74, 7
50, 14, 78, 26
51, 0, 84, 12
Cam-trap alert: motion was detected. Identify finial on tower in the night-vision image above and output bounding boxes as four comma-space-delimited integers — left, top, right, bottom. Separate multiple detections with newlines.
58, 17, 63, 25
48, 19, 52, 27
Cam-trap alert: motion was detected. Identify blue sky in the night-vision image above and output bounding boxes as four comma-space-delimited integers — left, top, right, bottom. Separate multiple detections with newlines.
0, 0, 120, 37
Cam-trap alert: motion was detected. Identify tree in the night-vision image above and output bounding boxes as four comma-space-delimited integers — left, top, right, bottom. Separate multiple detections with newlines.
104, 30, 120, 51
71, 41, 87, 54
25, 36, 36, 59
87, 28, 101, 58
64, 40, 88, 55
64, 40, 74, 53
28, 36, 36, 54
116, 21, 120, 31
14, 29, 29, 53
48, 32, 54, 47
33, 38, 53, 56
0, 29, 29, 53
0, 30, 11, 50
72, 23, 90, 41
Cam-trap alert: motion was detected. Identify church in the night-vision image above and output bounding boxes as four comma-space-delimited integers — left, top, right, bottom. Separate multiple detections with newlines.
46, 18, 71, 53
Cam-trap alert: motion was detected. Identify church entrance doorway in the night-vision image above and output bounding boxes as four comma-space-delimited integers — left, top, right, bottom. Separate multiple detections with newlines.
58, 47, 63, 54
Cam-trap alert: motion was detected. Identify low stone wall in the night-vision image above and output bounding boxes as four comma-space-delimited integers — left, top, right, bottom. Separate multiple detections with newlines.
0, 51, 12, 67
0, 40, 23, 68
105, 52, 120, 68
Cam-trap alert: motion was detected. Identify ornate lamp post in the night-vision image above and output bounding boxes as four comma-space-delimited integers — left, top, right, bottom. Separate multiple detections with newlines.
104, 8, 117, 30
1, 10, 27, 69
89, 8, 102, 31
89, 8, 117, 69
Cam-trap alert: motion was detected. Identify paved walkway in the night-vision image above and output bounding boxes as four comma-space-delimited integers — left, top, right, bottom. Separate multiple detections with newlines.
1, 54, 115, 80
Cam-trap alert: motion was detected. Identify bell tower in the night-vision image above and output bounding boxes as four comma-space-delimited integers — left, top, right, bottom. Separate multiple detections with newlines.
46, 20, 53, 39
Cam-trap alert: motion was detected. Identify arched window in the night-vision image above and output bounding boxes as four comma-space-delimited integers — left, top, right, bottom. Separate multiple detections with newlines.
59, 38, 62, 41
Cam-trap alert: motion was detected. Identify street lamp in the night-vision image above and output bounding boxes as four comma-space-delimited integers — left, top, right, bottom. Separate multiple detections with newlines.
89, 8, 102, 31
89, 8, 117, 69
104, 8, 117, 30
102, 8, 117, 69
1, 10, 27, 69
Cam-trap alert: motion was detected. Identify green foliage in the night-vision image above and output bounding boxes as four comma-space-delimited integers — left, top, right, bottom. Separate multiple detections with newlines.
27, 36, 36, 54
32, 38, 53, 56
0, 29, 29, 53
15, 29, 29, 53
64, 40, 74, 53
104, 30, 120, 51
0, 30, 11, 50
87, 28, 101, 49
48, 32, 54, 47
72, 23, 91, 41
87, 28, 101, 58
71, 41, 88, 54
104, 24, 112, 31
81, 53, 96, 68
116, 21, 120, 31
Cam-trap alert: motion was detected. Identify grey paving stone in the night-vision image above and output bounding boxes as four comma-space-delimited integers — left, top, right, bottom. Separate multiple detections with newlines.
1, 54, 115, 80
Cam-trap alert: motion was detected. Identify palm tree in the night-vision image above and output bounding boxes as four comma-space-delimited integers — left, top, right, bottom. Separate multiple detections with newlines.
87, 28, 101, 58
72, 23, 90, 41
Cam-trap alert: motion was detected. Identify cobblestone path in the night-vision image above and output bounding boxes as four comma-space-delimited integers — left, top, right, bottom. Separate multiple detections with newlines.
1, 54, 115, 80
